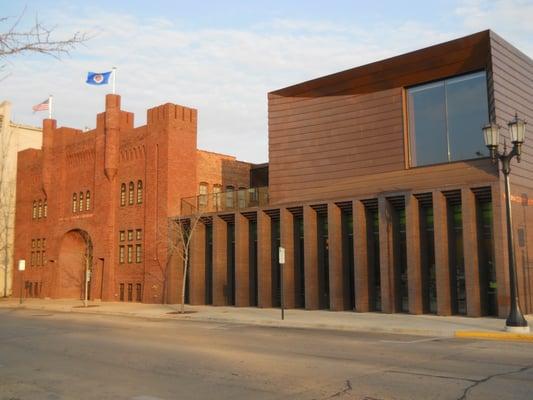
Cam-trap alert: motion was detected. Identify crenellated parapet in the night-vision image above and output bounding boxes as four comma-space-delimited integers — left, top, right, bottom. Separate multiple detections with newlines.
147, 103, 197, 126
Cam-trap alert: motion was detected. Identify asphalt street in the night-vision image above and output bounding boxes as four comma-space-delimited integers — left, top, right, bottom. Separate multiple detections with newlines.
0, 308, 532, 400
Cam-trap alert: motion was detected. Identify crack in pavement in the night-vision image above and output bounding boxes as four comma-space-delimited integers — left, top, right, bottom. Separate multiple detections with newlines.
386, 369, 478, 383
457, 364, 533, 400
321, 380, 352, 399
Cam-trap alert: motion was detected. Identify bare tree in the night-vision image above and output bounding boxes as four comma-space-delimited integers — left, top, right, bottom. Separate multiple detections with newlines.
1, 9, 89, 80
168, 200, 204, 314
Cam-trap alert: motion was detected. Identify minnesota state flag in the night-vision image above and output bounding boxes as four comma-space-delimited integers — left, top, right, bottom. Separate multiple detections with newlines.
86, 71, 112, 85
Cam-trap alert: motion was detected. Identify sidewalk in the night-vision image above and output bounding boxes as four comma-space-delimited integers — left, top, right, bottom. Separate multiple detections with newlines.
1, 298, 532, 340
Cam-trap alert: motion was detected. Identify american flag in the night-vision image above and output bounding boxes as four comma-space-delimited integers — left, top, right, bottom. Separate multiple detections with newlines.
32, 98, 49, 112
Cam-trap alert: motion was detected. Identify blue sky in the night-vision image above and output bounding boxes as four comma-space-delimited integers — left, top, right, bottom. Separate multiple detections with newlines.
2, 0, 533, 162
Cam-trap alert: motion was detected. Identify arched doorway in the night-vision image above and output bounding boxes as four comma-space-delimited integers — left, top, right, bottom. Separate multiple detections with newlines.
57, 229, 93, 299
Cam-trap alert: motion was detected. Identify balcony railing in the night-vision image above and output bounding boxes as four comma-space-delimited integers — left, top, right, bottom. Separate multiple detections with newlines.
181, 186, 269, 215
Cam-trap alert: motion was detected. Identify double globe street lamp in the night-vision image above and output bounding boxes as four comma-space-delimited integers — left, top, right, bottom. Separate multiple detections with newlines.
483, 114, 530, 333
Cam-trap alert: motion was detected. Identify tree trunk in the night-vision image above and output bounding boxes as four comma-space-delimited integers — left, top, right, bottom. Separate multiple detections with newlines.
180, 250, 188, 313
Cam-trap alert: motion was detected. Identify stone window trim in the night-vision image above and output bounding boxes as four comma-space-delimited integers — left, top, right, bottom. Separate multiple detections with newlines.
120, 183, 126, 206
86, 191, 91, 211
137, 180, 143, 204
135, 244, 142, 263
127, 245, 133, 263
128, 182, 134, 205
72, 193, 77, 213
119, 245, 125, 264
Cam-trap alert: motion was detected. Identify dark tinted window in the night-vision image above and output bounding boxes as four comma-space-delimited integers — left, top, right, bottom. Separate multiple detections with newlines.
408, 71, 489, 166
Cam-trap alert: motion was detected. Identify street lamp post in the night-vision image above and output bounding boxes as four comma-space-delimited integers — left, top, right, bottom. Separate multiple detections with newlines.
483, 114, 529, 333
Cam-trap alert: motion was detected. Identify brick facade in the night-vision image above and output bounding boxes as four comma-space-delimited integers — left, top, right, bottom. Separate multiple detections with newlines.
12, 94, 251, 303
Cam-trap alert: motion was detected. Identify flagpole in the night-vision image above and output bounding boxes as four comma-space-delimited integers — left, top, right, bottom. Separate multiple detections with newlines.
48, 95, 53, 119
112, 67, 117, 94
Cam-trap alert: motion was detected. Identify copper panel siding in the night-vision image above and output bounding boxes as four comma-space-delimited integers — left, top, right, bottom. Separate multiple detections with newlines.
490, 32, 533, 190
269, 31, 494, 205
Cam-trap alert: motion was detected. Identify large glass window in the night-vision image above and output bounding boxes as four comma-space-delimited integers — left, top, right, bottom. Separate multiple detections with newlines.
408, 71, 489, 166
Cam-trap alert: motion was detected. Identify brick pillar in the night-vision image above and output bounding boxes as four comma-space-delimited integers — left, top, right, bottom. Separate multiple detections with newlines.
353, 200, 370, 312
235, 213, 250, 307
433, 191, 452, 315
378, 196, 396, 313
406, 194, 423, 314
189, 221, 206, 305
257, 211, 272, 308
303, 205, 318, 310
212, 216, 227, 305
280, 208, 295, 308
328, 203, 344, 311
462, 188, 482, 317
492, 183, 510, 318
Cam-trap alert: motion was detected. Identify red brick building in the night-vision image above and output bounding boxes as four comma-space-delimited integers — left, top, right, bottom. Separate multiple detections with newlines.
12, 94, 252, 303
178, 30, 533, 318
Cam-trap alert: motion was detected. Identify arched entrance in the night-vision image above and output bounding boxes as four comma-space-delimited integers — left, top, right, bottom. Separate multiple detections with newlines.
57, 229, 93, 299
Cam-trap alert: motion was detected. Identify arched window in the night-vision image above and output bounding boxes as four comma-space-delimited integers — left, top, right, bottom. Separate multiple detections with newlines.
137, 180, 143, 204
32, 201, 37, 219
37, 200, 42, 218
43, 200, 48, 218
128, 182, 134, 205
86, 191, 91, 210
72, 193, 77, 213
120, 183, 126, 206
79, 192, 84, 212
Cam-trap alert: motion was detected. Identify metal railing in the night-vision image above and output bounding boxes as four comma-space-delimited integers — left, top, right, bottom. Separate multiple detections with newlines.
181, 186, 269, 215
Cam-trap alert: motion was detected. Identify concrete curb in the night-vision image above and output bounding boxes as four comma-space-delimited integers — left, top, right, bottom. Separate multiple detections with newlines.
4, 303, 456, 338
455, 331, 533, 343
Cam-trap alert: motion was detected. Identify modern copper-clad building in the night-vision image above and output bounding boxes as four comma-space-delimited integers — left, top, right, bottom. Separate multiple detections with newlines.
178, 30, 533, 318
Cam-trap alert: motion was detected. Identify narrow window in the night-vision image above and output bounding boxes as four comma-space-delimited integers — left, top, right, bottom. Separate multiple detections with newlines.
120, 183, 126, 206
119, 245, 125, 264
127, 230, 133, 241
128, 182, 134, 205
86, 191, 91, 210
225, 186, 234, 209
73, 193, 77, 213
127, 245, 133, 263
43, 200, 47, 218
136, 283, 142, 302
137, 180, 143, 204
136, 244, 142, 263
32, 239, 36, 248
79, 192, 84, 212
213, 185, 222, 210
199, 182, 208, 208
37, 251, 41, 266
119, 231, 125, 241
136, 229, 142, 240
127, 283, 133, 302
38, 200, 42, 218
37, 239, 41, 248
42, 238, 46, 248
238, 187, 246, 208
42, 250, 46, 265
32, 201, 37, 219
119, 283, 125, 301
